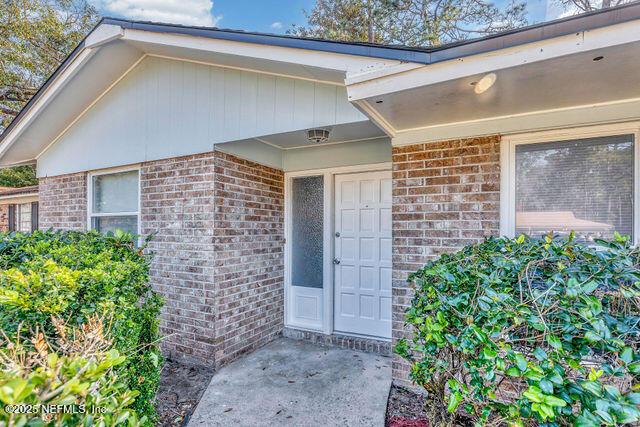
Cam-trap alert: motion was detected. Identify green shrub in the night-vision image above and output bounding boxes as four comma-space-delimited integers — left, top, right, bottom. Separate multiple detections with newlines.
0, 316, 143, 426
396, 233, 640, 426
0, 230, 163, 425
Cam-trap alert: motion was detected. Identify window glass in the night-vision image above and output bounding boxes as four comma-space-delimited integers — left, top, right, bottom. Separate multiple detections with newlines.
17, 203, 31, 232
90, 170, 139, 235
91, 216, 138, 235
291, 176, 324, 288
92, 170, 139, 213
515, 134, 634, 240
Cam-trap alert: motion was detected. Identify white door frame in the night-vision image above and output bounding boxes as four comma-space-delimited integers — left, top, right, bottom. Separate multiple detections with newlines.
284, 162, 392, 335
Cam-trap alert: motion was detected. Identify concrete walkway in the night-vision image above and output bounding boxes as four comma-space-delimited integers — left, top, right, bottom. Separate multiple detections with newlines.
188, 338, 392, 426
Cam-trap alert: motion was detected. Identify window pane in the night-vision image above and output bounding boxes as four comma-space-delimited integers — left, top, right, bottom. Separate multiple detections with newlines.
515, 134, 634, 240
92, 170, 139, 213
291, 176, 324, 288
17, 203, 31, 232
92, 216, 138, 235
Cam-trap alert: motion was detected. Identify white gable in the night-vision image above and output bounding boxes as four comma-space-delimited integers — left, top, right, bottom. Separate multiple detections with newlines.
37, 56, 367, 177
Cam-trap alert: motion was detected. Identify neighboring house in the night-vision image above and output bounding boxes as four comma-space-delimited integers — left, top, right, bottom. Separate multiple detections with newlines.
0, 186, 39, 233
0, 4, 639, 387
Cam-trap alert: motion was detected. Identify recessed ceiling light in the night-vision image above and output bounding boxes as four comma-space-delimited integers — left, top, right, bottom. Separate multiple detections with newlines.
474, 73, 497, 94
593, 56, 604, 61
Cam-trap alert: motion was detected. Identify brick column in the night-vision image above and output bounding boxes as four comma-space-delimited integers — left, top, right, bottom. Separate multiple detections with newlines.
140, 152, 217, 365
391, 135, 501, 386
212, 150, 284, 367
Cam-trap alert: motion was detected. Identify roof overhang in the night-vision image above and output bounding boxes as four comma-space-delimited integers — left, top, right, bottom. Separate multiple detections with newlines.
2, 3, 640, 165
345, 3, 640, 144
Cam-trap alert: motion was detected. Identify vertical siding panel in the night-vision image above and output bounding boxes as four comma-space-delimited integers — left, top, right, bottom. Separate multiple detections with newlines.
145, 57, 160, 160
224, 69, 241, 141
256, 74, 276, 136
274, 77, 294, 133
182, 62, 197, 155
195, 63, 211, 147
293, 80, 314, 129
313, 83, 337, 127
153, 58, 172, 158
210, 66, 225, 144
240, 71, 258, 138
169, 60, 184, 150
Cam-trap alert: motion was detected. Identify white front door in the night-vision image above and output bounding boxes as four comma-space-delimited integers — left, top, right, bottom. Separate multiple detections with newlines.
334, 171, 392, 339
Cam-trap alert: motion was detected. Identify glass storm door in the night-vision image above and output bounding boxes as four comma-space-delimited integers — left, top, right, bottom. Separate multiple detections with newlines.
334, 171, 392, 338
289, 175, 324, 329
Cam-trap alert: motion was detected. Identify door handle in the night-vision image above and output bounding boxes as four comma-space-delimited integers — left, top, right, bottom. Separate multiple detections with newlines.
333, 258, 340, 265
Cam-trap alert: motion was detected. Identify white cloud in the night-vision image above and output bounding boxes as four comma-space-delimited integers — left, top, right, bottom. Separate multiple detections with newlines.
94, 0, 221, 26
270, 21, 283, 30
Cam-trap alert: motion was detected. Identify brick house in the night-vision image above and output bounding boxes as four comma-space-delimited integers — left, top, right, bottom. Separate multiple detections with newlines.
0, 186, 39, 233
1, 4, 639, 388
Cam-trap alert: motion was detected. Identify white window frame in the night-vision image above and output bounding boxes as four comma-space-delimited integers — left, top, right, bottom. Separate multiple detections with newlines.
500, 122, 640, 245
87, 165, 141, 235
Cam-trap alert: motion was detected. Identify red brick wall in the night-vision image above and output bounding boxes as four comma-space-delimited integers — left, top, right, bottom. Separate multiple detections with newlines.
212, 150, 284, 366
38, 151, 284, 368
39, 173, 87, 230
391, 136, 501, 385
140, 153, 217, 366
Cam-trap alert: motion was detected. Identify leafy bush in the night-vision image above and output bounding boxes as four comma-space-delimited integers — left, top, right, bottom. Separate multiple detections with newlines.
396, 233, 640, 426
0, 315, 143, 426
0, 230, 163, 425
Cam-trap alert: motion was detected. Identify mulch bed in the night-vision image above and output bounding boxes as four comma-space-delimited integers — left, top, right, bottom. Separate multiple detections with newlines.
386, 384, 429, 427
156, 359, 215, 426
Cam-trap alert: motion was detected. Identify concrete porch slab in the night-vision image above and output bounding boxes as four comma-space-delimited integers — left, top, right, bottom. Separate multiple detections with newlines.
188, 337, 392, 426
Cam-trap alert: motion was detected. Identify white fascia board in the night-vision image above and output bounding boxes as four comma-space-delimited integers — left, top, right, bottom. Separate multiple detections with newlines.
347, 19, 640, 101
122, 28, 404, 79
0, 47, 97, 162
0, 194, 38, 203
85, 24, 124, 48
391, 97, 640, 146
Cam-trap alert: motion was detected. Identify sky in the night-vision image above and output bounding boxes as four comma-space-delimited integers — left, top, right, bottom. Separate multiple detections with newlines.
89, 0, 569, 35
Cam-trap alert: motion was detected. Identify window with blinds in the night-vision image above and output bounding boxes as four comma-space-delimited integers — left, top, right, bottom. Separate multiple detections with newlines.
515, 134, 634, 241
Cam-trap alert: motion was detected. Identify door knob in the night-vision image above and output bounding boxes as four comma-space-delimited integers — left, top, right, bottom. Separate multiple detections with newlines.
333, 258, 340, 265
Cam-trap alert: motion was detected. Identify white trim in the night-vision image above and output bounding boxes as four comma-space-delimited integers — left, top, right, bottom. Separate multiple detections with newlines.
499, 122, 640, 244
122, 28, 403, 78
255, 135, 387, 151
36, 54, 148, 161
0, 48, 97, 161
0, 193, 38, 203
85, 24, 124, 48
87, 165, 141, 235
284, 162, 391, 335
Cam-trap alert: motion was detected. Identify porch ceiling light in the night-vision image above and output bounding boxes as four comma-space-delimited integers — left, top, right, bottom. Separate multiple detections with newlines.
473, 73, 497, 94
307, 128, 331, 144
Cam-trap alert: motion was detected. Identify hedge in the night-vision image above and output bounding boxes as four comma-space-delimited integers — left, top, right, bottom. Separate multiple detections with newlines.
396, 233, 640, 426
0, 230, 163, 425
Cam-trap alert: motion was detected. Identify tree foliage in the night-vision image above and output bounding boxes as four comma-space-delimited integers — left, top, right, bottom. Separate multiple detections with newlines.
556, 0, 634, 14
290, 0, 528, 46
0, 165, 37, 187
0, 0, 99, 129
396, 233, 640, 426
